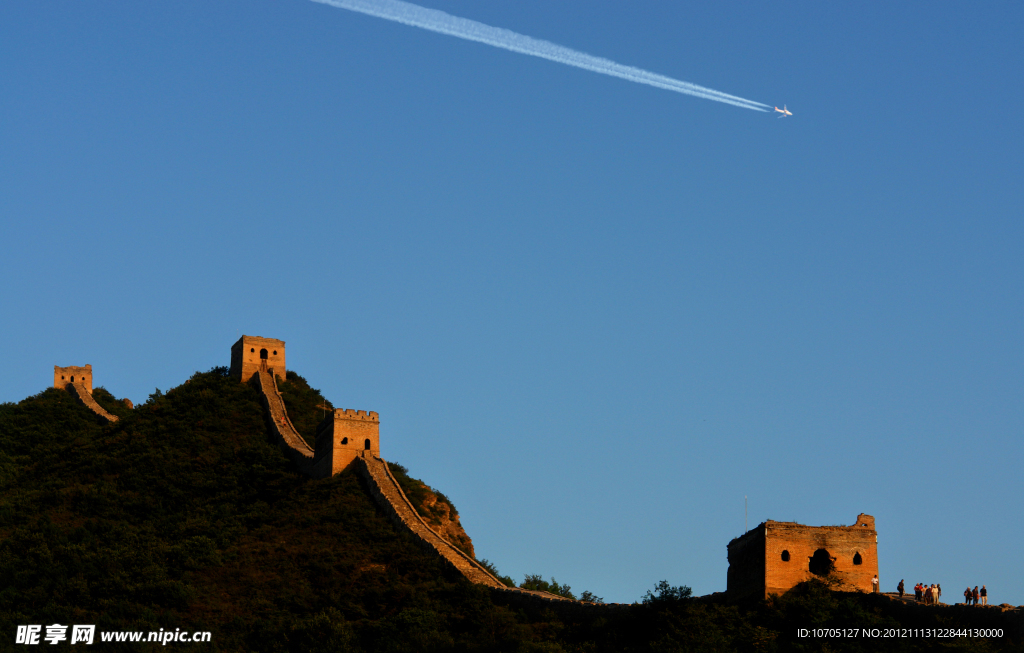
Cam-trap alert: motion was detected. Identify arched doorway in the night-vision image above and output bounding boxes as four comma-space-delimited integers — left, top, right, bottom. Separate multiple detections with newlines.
259, 348, 269, 372
808, 549, 835, 576
364, 439, 371, 450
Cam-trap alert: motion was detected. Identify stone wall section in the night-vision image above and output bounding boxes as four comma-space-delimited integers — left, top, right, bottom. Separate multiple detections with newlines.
355, 455, 510, 589
356, 455, 578, 603
253, 370, 315, 475
67, 383, 119, 423
248, 360, 580, 603
415, 486, 476, 559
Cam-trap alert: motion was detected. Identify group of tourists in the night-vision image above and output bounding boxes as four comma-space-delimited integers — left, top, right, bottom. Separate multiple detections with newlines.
896, 580, 988, 606
896, 580, 942, 604
963, 585, 988, 606
918, 582, 941, 604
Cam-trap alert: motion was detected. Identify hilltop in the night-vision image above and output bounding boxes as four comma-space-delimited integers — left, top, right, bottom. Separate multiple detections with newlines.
0, 368, 500, 651
1, 368, 1021, 652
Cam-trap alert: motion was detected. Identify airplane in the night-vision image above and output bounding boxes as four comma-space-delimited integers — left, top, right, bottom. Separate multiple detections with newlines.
774, 105, 793, 118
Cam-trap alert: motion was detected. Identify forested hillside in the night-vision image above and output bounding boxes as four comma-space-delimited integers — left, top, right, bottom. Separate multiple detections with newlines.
0, 369, 1019, 652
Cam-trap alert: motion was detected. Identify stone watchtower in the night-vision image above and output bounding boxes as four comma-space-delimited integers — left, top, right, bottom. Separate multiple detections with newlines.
230, 336, 286, 382
233, 335, 382, 476
53, 364, 120, 422
55, 365, 94, 394
312, 409, 381, 477
727, 513, 879, 599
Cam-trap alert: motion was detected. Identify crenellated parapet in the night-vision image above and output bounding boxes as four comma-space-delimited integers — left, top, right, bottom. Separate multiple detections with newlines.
334, 409, 379, 422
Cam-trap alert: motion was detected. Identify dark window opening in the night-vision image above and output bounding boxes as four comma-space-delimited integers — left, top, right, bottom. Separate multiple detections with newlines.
260, 348, 268, 359
853, 552, 863, 565
781, 550, 790, 562
809, 549, 835, 577
341, 437, 348, 445
364, 439, 371, 450
61, 376, 65, 380
70, 376, 75, 382
250, 348, 255, 353
273, 350, 277, 355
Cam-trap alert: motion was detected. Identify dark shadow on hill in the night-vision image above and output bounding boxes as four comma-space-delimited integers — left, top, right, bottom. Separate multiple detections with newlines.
2, 370, 1021, 652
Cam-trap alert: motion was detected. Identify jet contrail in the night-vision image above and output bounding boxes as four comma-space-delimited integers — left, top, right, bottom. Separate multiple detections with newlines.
311, 0, 769, 112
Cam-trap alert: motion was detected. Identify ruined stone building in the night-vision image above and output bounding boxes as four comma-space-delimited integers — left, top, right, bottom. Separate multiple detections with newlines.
727, 514, 878, 599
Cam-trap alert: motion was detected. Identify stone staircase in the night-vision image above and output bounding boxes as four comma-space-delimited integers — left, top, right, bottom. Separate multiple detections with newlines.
253, 370, 315, 474
356, 455, 509, 588
67, 383, 119, 423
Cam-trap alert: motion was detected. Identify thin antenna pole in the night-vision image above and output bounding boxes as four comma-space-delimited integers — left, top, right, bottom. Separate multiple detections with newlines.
745, 496, 748, 533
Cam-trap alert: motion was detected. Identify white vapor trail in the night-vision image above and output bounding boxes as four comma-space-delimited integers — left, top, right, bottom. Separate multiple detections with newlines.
311, 0, 769, 112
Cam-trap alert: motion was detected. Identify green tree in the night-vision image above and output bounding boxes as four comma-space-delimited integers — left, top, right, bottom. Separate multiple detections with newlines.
520, 574, 577, 600
478, 558, 516, 587
643, 580, 692, 604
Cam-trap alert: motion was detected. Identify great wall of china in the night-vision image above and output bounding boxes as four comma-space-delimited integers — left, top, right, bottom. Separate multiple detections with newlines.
54, 365, 120, 423
254, 369, 316, 474
255, 367, 514, 590
56, 337, 590, 606
60, 335, 1020, 619
227, 335, 882, 607
232, 337, 583, 605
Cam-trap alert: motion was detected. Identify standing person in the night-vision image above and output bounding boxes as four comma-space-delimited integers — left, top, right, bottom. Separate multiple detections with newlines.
937, 584, 942, 604
964, 587, 972, 605
897, 579, 905, 598
916, 583, 923, 601
973, 586, 980, 606
981, 585, 987, 606
872, 575, 879, 593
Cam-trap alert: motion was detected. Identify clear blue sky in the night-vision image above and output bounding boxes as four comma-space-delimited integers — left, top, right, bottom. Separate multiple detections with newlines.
3, 1, 1022, 605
